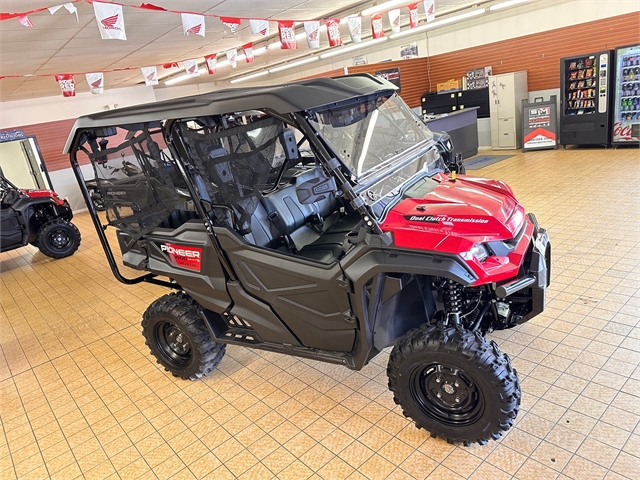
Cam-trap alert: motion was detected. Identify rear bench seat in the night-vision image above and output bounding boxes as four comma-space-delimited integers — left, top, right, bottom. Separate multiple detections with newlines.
244, 167, 361, 263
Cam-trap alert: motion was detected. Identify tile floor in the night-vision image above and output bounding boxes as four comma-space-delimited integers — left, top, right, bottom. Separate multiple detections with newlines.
1, 147, 639, 480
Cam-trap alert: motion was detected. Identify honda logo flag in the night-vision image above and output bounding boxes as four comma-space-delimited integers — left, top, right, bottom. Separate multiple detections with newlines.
388, 9, 401, 33
141, 66, 158, 86
93, 1, 126, 40
55, 74, 75, 97
242, 43, 254, 63
304, 21, 319, 49
347, 17, 361, 43
250, 19, 269, 36
182, 13, 205, 37
371, 13, 384, 39
325, 19, 342, 47
424, 0, 435, 22
184, 59, 200, 77
85, 73, 104, 94
221, 17, 240, 34
204, 53, 217, 74
408, 3, 420, 28
278, 21, 297, 49
226, 49, 237, 68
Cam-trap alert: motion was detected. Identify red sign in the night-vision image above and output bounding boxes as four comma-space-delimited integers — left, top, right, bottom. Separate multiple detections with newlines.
613, 121, 638, 142
243, 43, 254, 63
55, 74, 75, 97
325, 19, 342, 47
160, 243, 202, 271
371, 14, 384, 39
408, 3, 420, 28
278, 20, 297, 49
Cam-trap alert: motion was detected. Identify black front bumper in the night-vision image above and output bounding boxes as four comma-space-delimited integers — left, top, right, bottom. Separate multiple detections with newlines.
516, 213, 550, 324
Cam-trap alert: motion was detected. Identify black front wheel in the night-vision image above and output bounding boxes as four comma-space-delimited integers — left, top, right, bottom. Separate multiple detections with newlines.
35, 219, 81, 259
142, 292, 226, 380
387, 324, 520, 445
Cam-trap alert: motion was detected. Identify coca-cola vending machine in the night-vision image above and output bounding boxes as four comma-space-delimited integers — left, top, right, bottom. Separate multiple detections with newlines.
612, 43, 640, 146
559, 50, 613, 147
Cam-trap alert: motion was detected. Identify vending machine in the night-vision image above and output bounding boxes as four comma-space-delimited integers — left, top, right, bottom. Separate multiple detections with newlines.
612, 44, 640, 146
559, 50, 613, 147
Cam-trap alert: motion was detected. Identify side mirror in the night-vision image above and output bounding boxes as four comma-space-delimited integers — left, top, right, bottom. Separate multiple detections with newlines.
279, 129, 299, 161
296, 176, 337, 204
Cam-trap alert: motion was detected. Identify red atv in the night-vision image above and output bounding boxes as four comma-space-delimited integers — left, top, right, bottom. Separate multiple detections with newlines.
66, 74, 549, 445
0, 170, 81, 258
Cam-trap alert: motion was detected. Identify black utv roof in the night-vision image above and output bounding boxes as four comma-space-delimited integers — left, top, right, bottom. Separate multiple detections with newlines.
63, 74, 397, 153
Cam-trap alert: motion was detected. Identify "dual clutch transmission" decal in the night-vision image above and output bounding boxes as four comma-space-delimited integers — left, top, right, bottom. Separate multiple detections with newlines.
159, 243, 202, 271
403, 214, 489, 225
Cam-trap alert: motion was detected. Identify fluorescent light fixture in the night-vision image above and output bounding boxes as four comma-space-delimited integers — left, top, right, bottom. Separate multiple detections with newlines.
230, 70, 269, 84
320, 37, 387, 59
269, 56, 319, 73
389, 8, 486, 39
490, 0, 530, 10
165, 68, 207, 86
362, 0, 409, 16
269, 41, 282, 49
253, 46, 267, 55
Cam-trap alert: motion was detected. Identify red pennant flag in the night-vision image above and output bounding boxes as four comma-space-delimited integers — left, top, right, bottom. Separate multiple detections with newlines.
242, 43, 254, 63
220, 17, 240, 34
325, 19, 342, 47
139, 3, 167, 11
162, 62, 179, 69
19, 14, 33, 27
278, 20, 297, 49
55, 74, 76, 97
371, 13, 384, 39
204, 53, 217, 74
408, 3, 420, 28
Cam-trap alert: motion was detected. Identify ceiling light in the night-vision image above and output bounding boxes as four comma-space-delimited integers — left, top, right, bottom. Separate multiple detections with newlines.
490, 0, 530, 10
230, 70, 269, 84
320, 37, 387, 59
165, 68, 207, 86
269, 56, 319, 73
389, 8, 486, 39
253, 46, 267, 55
361, 0, 410, 16
269, 42, 282, 49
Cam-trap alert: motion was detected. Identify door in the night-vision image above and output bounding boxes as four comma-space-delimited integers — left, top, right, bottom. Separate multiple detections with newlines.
496, 74, 515, 118
0, 208, 23, 252
0, 140, 38, 189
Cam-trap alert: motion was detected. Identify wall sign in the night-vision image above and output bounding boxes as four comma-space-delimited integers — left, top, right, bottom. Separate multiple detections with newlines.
375, 67, 401, 92
0, 130, 27, 143
522, 96, 558, 151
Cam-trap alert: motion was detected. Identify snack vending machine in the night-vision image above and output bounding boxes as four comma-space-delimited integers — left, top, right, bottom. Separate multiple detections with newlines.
559, 50, 613, 147
612, 44, 640, 146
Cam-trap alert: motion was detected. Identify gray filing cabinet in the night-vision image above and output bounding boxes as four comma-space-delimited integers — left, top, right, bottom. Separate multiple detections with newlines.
489, 71, 528, 149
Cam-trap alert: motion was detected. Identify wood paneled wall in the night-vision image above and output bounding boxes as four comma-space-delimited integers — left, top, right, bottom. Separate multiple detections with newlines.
302, 12, 640, 108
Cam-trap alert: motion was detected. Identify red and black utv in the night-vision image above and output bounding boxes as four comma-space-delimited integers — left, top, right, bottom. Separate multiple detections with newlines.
65, 74, 550, 445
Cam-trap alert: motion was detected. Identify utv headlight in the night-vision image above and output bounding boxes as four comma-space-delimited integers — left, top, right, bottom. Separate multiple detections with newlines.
469, 243, 490, 262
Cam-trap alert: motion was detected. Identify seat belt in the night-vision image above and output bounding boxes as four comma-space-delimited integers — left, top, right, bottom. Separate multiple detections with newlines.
260, 195, 297, 252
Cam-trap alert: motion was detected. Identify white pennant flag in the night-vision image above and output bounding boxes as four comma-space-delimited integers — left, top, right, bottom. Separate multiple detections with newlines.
141, 66, 158, 86
49, 3, 78, 22
388, 9, 401, 33
184, 59, 200, 77
181, 13, 205, 37
424, 0, 436, 22
226, 49, 238, 68
85, 73, 104, 94
249, 19, 269, 36
347, 17, 361, 43
304, 21, 320, 49
93, 2, 126, 40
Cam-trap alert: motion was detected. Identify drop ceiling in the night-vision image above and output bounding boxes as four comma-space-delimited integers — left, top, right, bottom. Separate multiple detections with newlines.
0, 0, 477, 101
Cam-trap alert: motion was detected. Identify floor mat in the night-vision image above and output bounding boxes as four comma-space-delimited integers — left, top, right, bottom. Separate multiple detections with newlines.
464, 154, 514, 170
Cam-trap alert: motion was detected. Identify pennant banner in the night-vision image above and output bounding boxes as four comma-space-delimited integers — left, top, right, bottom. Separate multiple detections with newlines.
162, 62, 179, 69
181, 13, 205, 37
184, 59, 199, 77
249, 19, 269, 36
278, 21, 297, 50
85, 72, 103, 94
48, 3, 78, 22
93, 1, 126, 40
242, 43, 254, 63
141, 66, 158, 86
371, 13, 384, 39
347, 17, 361, 43
226, 49, 237, 68
325, 19, 342, 47
425, 0, 435, 22
55, 74, 75, 97
304, 21, 319, 49
204, 53, 217, 74
19, 15, 33, 27
221, 17, 240, 34
408, 3, 420, 28
388, 9, 401, 34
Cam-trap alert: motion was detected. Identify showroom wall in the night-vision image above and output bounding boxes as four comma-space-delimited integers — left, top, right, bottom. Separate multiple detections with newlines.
0, 0, 638, 209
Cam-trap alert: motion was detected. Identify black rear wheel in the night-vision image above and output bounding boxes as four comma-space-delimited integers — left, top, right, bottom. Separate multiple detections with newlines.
35, 219, 81, 259
142, 292, 226, 380
388, 324, 520, 445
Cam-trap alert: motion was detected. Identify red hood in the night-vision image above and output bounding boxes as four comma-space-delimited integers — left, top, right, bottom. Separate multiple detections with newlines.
21, 188, 65, 205
380, 173, 525, 251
